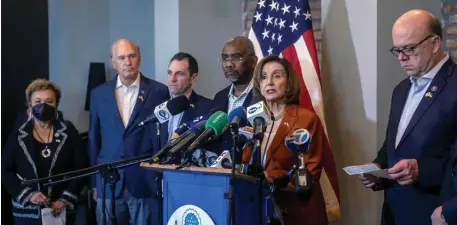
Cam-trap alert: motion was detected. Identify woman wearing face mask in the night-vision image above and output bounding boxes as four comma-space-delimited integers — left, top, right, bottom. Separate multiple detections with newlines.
242, 56, 329, 225
1, 79, 88, 225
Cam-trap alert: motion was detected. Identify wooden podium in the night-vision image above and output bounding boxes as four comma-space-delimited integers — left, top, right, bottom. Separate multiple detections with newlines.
141, 163, 267, 225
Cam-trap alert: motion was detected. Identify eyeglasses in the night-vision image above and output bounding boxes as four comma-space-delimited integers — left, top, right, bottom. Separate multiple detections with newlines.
390, 35, 434, 57
218, 53, 244, 63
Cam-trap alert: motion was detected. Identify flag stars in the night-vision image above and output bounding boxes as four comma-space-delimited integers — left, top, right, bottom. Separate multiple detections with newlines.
271, 33, 276, 42
254, 11, 262, 22
257, 0, 266, 9
274, 18, 278, 27
278, 18, 286, 29
262, 28, 270, 39
289, 20, 299, 32
269, 0, 277, 11
277, 34, 283, 44
265, 15, 274, 26
267, 46, 273, 55
281, 3, 291, 15
293, 6, 301, 18
304, 10, 312, 20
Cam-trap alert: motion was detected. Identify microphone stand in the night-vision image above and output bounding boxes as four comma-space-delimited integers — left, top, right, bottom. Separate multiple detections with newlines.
20, 153, 154, 225
227, 124, 239, 225
155, 122, 163, 225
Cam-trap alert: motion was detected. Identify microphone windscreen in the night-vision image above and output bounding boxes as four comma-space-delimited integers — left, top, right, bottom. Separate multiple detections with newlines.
205, 111, 228, 137
284, 128, 311, 153
227, 106, 247, 126
167, 95, 190, 115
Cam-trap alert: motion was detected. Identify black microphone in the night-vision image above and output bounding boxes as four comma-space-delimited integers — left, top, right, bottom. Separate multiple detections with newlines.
138, 95, 189, 126
168, 120, 207, 154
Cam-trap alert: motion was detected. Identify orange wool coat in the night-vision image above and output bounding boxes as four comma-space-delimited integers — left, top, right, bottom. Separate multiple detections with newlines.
242, 105, 328, 225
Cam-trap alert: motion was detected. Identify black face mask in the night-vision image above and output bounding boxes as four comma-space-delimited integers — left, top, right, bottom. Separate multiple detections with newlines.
32, 103, 56, 122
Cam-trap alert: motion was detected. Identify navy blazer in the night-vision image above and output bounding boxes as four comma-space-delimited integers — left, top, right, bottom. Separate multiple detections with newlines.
1, 119, 87, 219
88, 74, 169, 199
441, 144, 457, 225
373, 58, 457, 225
212, 85, 253, 157
154, 90, 213, 150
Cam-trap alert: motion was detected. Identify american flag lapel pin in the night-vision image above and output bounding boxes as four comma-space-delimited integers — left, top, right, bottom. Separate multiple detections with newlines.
431, 85, 438, 92
425, 92, 433, 98
139, 90, 145, 102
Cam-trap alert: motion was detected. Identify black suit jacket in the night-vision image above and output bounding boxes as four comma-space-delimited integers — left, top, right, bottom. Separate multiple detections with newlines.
2, 119, 88, 219
211, 85, 253, 157
373, 58, 457, 225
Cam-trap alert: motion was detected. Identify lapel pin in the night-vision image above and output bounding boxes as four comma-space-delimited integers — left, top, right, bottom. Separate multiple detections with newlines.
431, 85, 438, 92
55, 133, 59, 137
190, 104, 195, 108
425, 92, 433, 98
139, 95, 144, 102
56, 139, 61, 143
141, 90, 145, 95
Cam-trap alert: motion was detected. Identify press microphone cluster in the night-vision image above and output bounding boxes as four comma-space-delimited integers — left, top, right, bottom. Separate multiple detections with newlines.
138, 95, 190, 126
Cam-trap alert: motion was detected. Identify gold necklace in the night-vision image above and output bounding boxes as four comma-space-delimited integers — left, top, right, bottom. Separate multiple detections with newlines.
273, 110, 285, 121
33, 125, 53, 158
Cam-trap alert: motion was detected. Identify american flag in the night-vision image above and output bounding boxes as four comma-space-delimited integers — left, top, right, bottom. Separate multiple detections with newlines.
248, 0, 341, 221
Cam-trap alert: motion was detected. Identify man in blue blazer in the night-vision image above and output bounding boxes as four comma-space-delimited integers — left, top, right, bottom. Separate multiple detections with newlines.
212, 36, 258, 156
431, 144, 457, 225
358, 10, 457, 225
88, 39, 168, 225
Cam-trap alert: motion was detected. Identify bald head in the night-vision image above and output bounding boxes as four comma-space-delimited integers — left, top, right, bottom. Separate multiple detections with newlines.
111, 39, 140, 58
111, 39, 141, 86
223, 36, 256, 56
393, 10, 442, 40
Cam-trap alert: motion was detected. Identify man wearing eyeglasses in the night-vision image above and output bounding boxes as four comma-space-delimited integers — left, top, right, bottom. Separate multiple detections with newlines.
358, 9, 457, 225
212, 36, 258, 156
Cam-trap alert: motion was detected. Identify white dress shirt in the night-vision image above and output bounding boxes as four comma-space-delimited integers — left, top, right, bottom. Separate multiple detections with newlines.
395, 54, 449, 148
115, 74, 141, 127
227, 80, 253, 114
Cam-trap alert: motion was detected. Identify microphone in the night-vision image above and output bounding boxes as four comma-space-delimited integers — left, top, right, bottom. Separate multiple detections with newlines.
246, 101, 272, 139
227, 106, 247, 135
138, 95, 190, 126
284, 128, 312, 196
210, 150, 232, 169
149, 116, 208, 163
186, 111, 228, 153
154, 120, 206, 161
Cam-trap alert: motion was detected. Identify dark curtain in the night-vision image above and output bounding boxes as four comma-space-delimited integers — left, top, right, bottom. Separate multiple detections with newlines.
1, 0, 49, 224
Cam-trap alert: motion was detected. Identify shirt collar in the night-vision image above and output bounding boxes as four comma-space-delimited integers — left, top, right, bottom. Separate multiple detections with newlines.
228, 80, 253, 98
410, 54, 449, 82
116, 73, 141, 88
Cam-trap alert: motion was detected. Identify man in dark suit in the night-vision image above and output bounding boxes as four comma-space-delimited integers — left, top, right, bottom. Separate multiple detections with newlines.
358, 10, 457, 225
88, 39, 169, 225
162, 52, 212, 141
431, 144, 457, 225
212, 36, 258, 155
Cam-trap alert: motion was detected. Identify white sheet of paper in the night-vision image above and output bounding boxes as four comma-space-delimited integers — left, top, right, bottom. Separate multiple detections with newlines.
343, 164, 393, 179
41, 207, 66, 225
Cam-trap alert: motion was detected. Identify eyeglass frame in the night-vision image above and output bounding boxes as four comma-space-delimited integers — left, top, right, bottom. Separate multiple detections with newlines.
389, 35, 435, 57
218, 53, 250, 63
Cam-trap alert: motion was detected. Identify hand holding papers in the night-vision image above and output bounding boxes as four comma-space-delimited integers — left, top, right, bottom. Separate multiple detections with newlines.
343, 164, 393, 180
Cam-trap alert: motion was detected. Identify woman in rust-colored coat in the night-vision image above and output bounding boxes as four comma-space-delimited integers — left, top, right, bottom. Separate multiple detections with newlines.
242, 56, 328, 225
